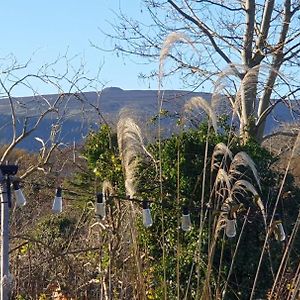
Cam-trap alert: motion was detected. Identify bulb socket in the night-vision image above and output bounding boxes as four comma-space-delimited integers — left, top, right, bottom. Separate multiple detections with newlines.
13, 181, 20, 190
182, 206, 189, 215
142, 200, 149, 209
56, 187, 62, 197
96, 192, 104, 203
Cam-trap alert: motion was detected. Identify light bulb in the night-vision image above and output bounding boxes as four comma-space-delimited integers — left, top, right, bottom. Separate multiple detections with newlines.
13, 181, 26, 207
95, 193, 106, 219
275, 222, 286, 241
225, 217, 236, 238
273, 214, 286, 241
181, 207, 192, 231
52, 187, 63, 213
274, 220, 286, 241
142, 201, 153, 228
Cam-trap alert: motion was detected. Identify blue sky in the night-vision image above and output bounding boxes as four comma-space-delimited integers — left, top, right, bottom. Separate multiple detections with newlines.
0, 1, 178, 96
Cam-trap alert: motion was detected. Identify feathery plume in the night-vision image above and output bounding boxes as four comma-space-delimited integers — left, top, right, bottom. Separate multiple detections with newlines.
229, 151, 261, 191
211, 142, 233, 171
215, 169, 231, 191
117, 116, 150, 198
230, 179, 265, 218
231, 179, 259, 197
183, 96, 218, 133
159, 32, 194, 79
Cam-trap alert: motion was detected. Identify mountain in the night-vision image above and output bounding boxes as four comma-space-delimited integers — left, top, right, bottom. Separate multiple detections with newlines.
0, 87, 299, 151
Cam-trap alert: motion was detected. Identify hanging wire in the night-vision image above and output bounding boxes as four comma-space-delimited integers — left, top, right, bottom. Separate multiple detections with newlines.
15, 176, 269, 221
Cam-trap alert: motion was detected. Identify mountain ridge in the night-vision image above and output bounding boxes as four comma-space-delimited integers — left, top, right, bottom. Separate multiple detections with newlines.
0, 87, 299, 151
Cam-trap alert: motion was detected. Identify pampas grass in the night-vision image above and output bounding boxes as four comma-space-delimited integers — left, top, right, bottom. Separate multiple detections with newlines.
215, 169, 231, 191
229, 151, 261, 191
117, 116, 148, 198
159, 32, 194, 81
231, 179, 259, 198
211, 142, 233, 172
113, 106, 298, 299
250, 132, 300, 300
116, 115, 151, 299
113, 29, 300, 300
212, 142, 233, 161
183, 96, 218, 134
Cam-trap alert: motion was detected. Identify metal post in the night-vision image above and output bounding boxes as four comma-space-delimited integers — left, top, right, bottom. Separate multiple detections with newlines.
0, 174, 9, 300
0, 165, 18, 300
0, 183, 9, 300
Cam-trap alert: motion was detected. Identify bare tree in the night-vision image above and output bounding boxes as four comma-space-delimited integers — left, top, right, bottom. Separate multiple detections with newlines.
0, 54, 150, 298
0, 53, 104, 177
103, 0, 300, 142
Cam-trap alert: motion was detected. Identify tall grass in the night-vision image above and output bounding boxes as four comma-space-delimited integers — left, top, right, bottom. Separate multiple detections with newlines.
117, 115, 150, 299
159, 31, 197, 300
112, 31, 300, 299
165, 34, 298, 299
251, 132, 300, 300
115, 109, 299, 299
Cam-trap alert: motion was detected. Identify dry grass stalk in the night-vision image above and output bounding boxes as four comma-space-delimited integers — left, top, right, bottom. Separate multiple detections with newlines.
215, 169, 231, 192
117, 116, 147, 198
159, 32, 194, 80
250, 132, 300, 300
229, 151, 261, 191
183, 96, 218, 133
211, 142, 233, 172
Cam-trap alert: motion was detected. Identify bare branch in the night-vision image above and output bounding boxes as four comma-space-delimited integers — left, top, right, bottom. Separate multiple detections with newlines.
256, 0, 293, 140
243, 0, 255, 66
167, 0, 236, 68
195, 0, 244, 12
254, 0, 275, 62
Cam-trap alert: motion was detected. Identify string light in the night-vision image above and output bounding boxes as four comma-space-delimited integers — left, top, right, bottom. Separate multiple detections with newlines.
225, 217, 237, 238
95, 192, 106, 219
142, 201, 153, 228
18, 179, 286, 241
98, 193, 270, 235
52, 187, 63, 213
181, 206, 192, 231
273, 215, 286, 241
12, 181, 26, 207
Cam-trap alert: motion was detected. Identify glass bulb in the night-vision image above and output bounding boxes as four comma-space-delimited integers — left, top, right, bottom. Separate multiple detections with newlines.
275, 222, 286, 241
181, 206, 192, 231
182, 214, 192, 231
225, 218, 236, 238
181, 214, 192, 231
13, 182, 26, 207
52, 187, 62, 213
96, 203, 106, 218
142, 201, 153, 228
95, 193, 106, 218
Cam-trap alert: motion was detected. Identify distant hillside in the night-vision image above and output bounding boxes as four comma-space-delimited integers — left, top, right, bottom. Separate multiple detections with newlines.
0, 87, 299, 151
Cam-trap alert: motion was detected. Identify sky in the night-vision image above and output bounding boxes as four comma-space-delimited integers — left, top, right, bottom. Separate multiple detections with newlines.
0, 1, 176, 96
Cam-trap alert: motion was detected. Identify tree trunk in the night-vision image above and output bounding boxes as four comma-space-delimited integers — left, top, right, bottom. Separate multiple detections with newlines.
239, 69, 259, 143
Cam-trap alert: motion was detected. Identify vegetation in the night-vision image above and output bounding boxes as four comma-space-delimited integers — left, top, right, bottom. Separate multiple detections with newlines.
1, 2, 300, 299
50, 116, 298, 299
106, 0, 300, 142
2, 106, 298, 299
